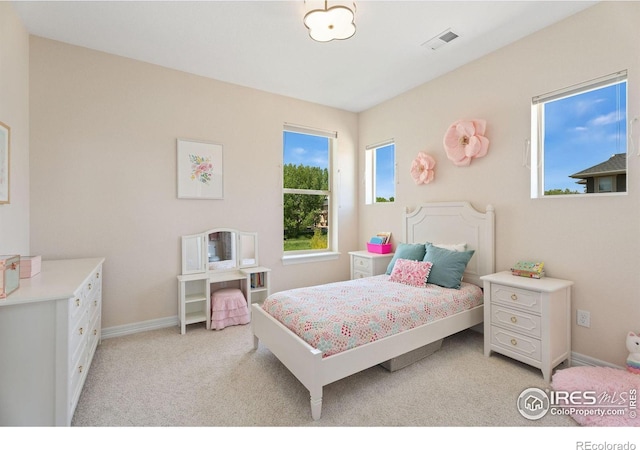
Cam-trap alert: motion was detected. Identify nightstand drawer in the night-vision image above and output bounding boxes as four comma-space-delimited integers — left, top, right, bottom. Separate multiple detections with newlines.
491, 284, 541, 313
352, 256, 371, 271
491, 326, 541, 361
491, 305, 541, 338
353, 270, 370, 279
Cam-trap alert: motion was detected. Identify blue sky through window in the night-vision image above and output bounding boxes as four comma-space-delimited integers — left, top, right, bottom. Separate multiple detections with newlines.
375, 144, 395, 200
543, 81, 627, 192
283, 131, 329, 169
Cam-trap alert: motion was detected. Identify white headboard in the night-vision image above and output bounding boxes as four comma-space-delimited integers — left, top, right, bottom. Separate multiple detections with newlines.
403, 202, 495, 287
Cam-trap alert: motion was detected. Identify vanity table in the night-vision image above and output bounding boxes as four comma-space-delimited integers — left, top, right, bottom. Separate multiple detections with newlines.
178, 228, 270, 334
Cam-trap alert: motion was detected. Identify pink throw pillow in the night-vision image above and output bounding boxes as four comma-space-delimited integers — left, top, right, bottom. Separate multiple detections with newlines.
389, 258, 433, 288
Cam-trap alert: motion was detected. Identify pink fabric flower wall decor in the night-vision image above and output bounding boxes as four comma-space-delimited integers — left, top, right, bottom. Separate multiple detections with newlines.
410, 152, 436, 185
443, 119, 489, 166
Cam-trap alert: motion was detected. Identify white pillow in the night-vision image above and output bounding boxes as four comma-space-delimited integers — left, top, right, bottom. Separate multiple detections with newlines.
433, 242, 467, 252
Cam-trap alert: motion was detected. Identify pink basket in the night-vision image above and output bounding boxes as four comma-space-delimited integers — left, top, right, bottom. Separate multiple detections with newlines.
367, 243, 392, 254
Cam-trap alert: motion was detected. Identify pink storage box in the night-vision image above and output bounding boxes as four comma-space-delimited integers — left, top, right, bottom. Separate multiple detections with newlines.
366, 243, 392, 254
20, 256, 41, 279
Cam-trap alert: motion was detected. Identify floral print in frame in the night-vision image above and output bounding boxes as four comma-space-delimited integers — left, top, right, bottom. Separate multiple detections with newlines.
177, 138, 223, 199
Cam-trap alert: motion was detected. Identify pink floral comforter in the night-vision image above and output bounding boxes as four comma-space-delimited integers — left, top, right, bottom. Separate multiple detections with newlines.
261, 275, 483, 358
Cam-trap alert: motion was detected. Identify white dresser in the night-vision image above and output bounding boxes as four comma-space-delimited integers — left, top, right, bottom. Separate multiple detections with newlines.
348, 251, 394, 279
0, 258, 105, 426
481, 271, 572, 382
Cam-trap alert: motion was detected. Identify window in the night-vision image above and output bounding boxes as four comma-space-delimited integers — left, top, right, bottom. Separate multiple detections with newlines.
282, 125, 335, 257
365, 140, 396, 204
531, 70, 627, 197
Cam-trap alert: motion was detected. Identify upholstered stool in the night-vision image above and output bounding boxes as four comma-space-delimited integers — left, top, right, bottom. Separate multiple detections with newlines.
210, 288, 250, 330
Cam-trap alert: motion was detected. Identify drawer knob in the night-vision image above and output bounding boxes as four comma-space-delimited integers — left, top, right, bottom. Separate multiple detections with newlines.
76, 298, 80, 307
511, 293, 518, 301
511, 316, 517, 323
79, 327, 84, 335
511, 338, 518, 346
96, 272, 100, 279
78, 365, 83, 373
88, 283, 92, 290
94, 329, 98, 336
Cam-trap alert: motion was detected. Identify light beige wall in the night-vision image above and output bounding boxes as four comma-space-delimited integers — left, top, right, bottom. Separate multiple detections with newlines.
29, 37, 358, 329
0, 3, 29, 254
359, 2, 640, 367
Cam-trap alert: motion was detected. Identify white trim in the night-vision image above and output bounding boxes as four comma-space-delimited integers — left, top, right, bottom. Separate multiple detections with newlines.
102, 316, 178, 339
532, 70, 627, 104
570, 351, 625, 370
283, 123, 337, 138
365, 138, 394, 150
282, 251, 340, 265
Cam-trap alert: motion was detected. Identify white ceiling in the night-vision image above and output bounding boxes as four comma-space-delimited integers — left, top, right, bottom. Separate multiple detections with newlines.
12, 0, 598, 112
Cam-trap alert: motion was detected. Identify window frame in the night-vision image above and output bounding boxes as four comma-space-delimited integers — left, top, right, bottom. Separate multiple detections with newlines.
530, 70, 628, 198
365, 139, 396, 205
281, 125, 338, 265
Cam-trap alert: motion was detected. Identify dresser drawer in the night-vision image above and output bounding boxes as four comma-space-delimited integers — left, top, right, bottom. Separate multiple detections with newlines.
68, 340, 88, 413
491, 326, 541, 361
69, 310, 89, 363
84, 268, 101, 301
491, 305, 541, 338
68, 288, 86, 325
88, 309, 101, 354
88, 294, 101, 322
491, 284, 541, 313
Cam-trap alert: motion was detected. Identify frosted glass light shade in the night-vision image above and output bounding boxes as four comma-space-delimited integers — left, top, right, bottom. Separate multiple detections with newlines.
304, 2, 356, 42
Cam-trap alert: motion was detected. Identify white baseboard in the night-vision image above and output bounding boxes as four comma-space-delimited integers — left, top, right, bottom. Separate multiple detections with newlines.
102, 316, 178, 339
570, 351, 625, 370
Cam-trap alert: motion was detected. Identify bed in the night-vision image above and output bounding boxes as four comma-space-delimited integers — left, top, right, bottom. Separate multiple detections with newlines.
251, 201, 495, 420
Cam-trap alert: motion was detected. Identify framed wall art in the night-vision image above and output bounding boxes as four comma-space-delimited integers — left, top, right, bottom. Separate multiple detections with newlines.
177, 138, 223, 199
0, 121, 10, 204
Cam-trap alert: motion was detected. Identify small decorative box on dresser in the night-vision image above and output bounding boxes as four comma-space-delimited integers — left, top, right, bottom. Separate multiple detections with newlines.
0, 257, 105, 426
481, 271, 573, 382
349, 250, 394, 279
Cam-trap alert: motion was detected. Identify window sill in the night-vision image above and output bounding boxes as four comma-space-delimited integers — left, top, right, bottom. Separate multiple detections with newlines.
282, 251, 341, 266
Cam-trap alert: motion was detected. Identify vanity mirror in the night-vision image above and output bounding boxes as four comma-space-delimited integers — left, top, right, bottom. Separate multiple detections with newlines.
181, 228, 258, 275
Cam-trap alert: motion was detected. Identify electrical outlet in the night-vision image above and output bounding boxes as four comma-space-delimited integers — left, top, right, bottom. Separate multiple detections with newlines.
577, 309, 591, 328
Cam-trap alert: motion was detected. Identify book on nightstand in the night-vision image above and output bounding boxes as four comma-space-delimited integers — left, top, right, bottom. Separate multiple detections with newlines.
511, 261, 545, 278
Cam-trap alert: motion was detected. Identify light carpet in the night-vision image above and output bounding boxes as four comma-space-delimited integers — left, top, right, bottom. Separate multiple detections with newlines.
71, 323, 576, 427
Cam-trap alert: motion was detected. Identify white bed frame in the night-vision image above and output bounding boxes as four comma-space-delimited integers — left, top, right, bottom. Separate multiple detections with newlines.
251, 201, 495, 420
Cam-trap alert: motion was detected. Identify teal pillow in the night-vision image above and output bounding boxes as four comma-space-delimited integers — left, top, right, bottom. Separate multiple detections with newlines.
385, 243, 426, 274
423, 243, 475, 289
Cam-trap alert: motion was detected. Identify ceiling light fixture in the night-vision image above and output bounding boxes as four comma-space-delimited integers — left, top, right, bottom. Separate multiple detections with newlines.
303, 1, 356, 43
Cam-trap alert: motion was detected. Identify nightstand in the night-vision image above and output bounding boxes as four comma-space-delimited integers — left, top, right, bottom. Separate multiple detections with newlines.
348, 251, 394, 279
481, 271, 573, 382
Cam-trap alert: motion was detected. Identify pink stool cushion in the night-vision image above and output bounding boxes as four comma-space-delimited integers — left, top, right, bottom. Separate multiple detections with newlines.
211, 288, 250, 330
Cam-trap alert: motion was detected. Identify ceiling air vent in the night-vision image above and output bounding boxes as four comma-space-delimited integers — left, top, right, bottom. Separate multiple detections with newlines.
421, 29, 459, 51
